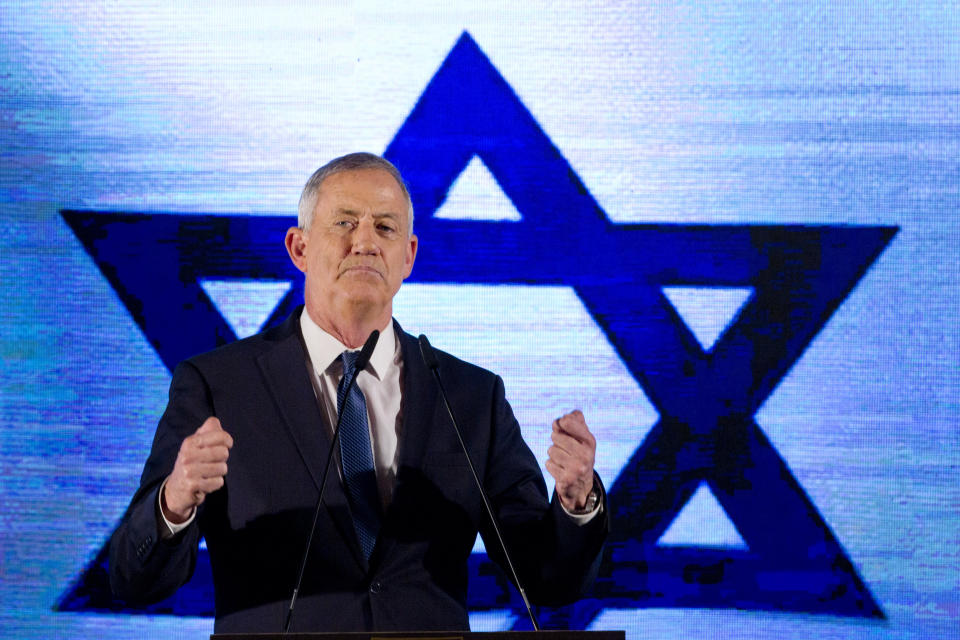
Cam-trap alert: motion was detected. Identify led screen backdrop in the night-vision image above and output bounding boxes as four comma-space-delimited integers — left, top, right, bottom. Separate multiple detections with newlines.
1, 2, 957, 639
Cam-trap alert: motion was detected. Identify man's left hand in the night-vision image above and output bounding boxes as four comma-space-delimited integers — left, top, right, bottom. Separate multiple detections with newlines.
545, 410, 597, 512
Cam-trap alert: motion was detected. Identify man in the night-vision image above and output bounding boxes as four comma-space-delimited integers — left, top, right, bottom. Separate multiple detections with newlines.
109, 152, 608, 633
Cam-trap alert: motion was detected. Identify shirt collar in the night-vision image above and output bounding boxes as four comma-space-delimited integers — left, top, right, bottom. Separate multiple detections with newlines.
299, 309, 397, 381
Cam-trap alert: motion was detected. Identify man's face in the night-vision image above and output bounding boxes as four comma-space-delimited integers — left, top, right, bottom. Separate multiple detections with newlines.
286, 168, 417, 329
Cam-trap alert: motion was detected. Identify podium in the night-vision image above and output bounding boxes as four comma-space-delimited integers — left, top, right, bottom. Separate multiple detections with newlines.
212, 631, 624, 640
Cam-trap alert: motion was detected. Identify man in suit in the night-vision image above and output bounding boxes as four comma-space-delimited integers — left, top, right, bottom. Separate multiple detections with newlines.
109, 152, 608, 632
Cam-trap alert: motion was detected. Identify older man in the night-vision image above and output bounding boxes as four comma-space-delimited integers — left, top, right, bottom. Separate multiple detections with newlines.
109, 152, 608, 633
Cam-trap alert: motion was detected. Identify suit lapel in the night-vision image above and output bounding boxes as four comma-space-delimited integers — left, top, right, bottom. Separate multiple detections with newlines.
256, 311, 367, 570
394, 327, 440, 474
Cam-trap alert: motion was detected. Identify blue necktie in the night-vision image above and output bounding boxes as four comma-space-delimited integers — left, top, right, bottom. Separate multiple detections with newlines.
337, 351, 381, 561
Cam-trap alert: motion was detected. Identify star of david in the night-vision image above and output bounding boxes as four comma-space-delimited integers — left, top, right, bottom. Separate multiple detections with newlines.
57, 31, 895, 628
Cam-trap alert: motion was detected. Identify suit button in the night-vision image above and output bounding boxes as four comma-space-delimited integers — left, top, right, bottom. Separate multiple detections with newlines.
369, 581, 383, 594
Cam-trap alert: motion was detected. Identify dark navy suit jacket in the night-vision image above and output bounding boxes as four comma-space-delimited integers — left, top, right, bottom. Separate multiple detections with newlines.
109, 308, 607, 633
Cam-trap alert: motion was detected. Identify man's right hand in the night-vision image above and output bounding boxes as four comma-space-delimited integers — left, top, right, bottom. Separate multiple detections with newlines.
162, 417, 233, 523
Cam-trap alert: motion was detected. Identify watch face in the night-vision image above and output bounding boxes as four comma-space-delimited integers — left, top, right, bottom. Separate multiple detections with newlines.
585, 490, 599, 512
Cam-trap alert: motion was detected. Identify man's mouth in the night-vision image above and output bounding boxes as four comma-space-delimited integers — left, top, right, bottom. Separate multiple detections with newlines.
341, 265, 383, 278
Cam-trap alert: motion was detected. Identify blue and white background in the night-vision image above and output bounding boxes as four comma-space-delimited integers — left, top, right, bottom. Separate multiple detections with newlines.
1, 2, 958, 638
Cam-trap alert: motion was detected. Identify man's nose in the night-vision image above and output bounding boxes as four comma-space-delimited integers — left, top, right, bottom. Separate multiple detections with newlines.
351, 218, 380, 254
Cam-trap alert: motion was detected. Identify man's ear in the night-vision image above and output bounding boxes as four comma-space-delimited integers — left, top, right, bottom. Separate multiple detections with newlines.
285, 227, 308, 273
403, 233, 418, 279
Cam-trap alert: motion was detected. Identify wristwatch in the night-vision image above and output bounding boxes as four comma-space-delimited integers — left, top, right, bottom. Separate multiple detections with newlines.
572, 477, 602, 514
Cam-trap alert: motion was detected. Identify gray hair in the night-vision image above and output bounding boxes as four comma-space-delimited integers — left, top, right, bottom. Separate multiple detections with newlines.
297, 152, 414, 234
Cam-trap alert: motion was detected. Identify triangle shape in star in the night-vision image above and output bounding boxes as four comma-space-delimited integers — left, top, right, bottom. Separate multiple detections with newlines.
200, 278, 292, 339
661, 286, 754, 352
658, 482, 748, 549
434, 155, 522, 222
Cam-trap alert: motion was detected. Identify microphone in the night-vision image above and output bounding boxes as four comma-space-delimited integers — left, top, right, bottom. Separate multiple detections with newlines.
284, 329, 379, 634
417, 334, 541, 631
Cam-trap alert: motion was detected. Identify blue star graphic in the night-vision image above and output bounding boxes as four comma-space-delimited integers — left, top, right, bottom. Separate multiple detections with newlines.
58, 31, 894, 627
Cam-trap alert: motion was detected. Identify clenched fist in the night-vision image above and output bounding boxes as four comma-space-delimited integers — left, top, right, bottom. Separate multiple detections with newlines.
162, 417, 233, 523
544, 410, 597, 512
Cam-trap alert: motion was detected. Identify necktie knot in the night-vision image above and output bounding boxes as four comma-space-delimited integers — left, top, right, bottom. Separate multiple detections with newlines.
338, 351, 363, 415
341, 350, 360, 379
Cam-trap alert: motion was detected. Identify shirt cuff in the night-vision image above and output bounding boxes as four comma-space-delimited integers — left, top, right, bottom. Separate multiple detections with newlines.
157, 477, 196, 539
